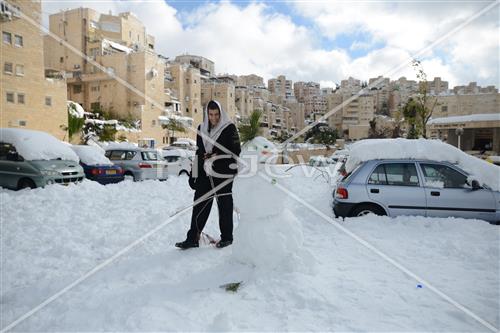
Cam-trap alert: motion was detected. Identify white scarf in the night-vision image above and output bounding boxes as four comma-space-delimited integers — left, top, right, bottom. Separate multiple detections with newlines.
200, 100, 233, 154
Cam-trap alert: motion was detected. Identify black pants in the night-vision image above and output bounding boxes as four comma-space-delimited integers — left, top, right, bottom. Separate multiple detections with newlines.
187, 176, 234, 242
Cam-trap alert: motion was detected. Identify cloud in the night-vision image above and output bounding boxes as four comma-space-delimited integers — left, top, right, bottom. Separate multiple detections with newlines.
40, 0, 498, 87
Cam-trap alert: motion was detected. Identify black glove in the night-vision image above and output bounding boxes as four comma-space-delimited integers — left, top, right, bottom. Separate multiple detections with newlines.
188, 172, 197, 190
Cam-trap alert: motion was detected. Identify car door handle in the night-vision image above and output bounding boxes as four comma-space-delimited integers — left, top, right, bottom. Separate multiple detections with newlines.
431, 191, 440, 196
370, 188, 379, 193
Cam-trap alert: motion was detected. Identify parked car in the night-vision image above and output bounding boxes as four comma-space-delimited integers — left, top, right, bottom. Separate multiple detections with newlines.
162, 138, 197, 151
333, 159, 499, 224
71, 145, 124, 185
0, 128, 84, 190
160, 149, 193, 176
104, 147, 168, 181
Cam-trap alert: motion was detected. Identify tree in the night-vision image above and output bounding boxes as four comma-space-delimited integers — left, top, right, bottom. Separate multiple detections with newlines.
238, 110, 262, 143
305, 124, 337, 146
162, 118, 186, 144
67, 102, 85, 142
402, 97, 420, 139
412, 59, 439, 138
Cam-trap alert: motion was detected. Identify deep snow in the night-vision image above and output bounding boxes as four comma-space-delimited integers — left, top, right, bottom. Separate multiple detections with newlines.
1, 166, 499, 332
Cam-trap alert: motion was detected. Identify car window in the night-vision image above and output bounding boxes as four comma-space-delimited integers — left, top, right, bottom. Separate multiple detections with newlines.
368, 164, 388, 185
125, 151, 136, 160
420, 163, 468, 188
141, 151, 159, 161
164, 156, 180, 163
0, 143, 16, 160
108, 150, 127, 160
368, 163, 419, 186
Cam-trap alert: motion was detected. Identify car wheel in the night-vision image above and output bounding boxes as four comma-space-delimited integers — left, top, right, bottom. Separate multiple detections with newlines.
351, 204, 386, 217
178, 170, 188, 176
18, 178, 36, 190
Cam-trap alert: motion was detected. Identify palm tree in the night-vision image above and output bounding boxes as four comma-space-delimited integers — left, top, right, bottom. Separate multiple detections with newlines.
238, 110, 262, 143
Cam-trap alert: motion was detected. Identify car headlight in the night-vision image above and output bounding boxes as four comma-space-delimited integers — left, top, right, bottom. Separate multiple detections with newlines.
41, 170, 60, 176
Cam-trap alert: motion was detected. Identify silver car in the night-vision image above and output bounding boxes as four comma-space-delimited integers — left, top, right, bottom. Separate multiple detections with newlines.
333, 159, 500, 224
104, 148, 168, 182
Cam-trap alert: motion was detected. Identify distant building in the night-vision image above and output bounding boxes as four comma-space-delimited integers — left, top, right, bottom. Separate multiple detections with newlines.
1, 0, 68, 140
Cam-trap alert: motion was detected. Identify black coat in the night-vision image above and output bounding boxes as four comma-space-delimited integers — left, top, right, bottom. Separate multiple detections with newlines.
189, 123, 241, 188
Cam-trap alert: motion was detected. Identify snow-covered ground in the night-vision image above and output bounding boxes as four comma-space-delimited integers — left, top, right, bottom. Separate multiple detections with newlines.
1, 166, 499, 332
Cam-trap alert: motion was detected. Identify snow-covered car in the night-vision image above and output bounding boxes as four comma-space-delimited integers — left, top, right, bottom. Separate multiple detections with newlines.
160, 149, 193, 176
104, 147, 168, 182
71, 145, 124, 185
162, 138, 197, 151
309, 156, 332, 166
333, 139, 500, 224
0, 128, 85, 190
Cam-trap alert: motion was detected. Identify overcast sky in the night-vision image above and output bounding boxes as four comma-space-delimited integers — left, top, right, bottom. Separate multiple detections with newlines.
41, 0, 499, 88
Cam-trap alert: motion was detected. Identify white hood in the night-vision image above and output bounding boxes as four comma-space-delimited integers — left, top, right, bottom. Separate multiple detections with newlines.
200, 100, 233, 154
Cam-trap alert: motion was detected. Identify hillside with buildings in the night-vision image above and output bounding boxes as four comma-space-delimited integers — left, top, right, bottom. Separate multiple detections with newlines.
1, 1, 499, 154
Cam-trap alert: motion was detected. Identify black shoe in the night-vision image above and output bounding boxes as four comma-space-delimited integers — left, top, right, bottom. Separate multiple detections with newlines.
175, 240, 199, 249
216, 240, 233, 248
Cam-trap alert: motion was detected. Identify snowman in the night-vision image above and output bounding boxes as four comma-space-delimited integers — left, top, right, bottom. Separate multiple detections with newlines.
232, 136, 312, 272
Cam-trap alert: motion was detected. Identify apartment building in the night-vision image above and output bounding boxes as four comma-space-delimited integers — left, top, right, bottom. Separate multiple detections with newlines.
268, 75, 294, 100
326, 93, 344, 132
339, 77, 361, 94
341, 94, 375, 140
453, 82, 498, 95
1, 0, 68, 140
174, 54, 214, 78
235, 85, 254, 118
237, 74, 264, 87
164, 62, 202, 128
304, 94, 328, 118
368, 76, 390, 115
426, 77, 449, 95
293, 81, 320, 103
44, 7, 175, 145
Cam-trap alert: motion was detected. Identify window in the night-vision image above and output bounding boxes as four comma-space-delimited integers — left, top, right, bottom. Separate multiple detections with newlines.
151, 120, 156, 126
19, 120, 26, 126
4, 62, 12, 74
17, 93, 25, 104
2, 31, 11, 44
368, 163, 419, 186
186, 108, 189, 113
420, 163, 468, 188
91, 86, 100, 92
60, 57, 64, 63
14, 35, 22, 47
15, 64, 23, 76
73, 85, 82, 94
0, 143, 17, 160
90, 102, 100, 111
45, 96, 52, 106
6, 92, 14, 103
441, 105, 448, 113
141, 151, 158, 161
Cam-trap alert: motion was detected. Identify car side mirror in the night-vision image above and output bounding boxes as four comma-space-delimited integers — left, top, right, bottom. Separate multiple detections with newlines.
471, 179, 481, 191
7, 151, 23, 162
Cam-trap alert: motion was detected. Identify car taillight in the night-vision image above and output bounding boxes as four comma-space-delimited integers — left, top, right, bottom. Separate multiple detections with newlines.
117, 167, 123, 174
91, 168, 99, 175
139, 163, 152, 168
336, 187, 348, 199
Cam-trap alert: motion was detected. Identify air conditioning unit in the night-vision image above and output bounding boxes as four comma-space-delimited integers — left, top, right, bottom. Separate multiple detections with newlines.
0, 11, 12, 21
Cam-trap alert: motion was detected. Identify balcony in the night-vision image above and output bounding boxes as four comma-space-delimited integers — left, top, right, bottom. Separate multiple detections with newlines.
0, 0, 21, 22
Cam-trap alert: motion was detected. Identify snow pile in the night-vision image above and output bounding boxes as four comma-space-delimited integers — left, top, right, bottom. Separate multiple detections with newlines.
240, 136, 279, 164
345, 138, 500, 191
232, 137, 312, 272
101, 141, 138, 150
0, 128, 79, 162
71, 145, 113, 165
67, 101, 85, 118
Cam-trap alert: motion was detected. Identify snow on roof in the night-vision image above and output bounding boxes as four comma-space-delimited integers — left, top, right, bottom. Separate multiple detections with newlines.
345, 138, 500, 191
428, 113, 500, 125
71, 145, 113, 166
67, 101, 85, 118
102, 39, 132, 54
0, 128, 79, 162
85, 119, 119, 126
174, 138, 196, 145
